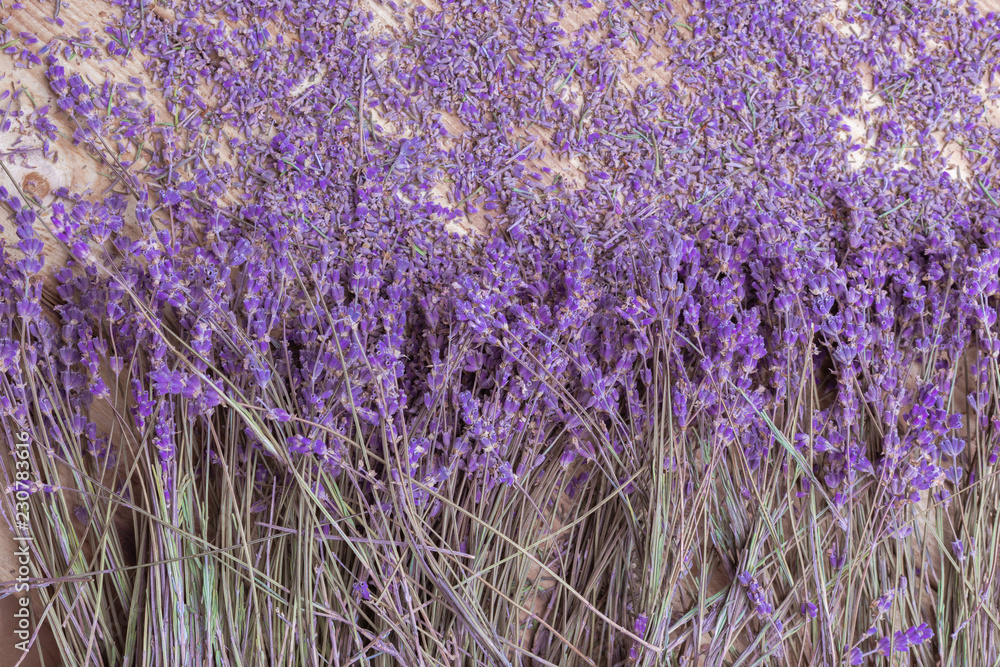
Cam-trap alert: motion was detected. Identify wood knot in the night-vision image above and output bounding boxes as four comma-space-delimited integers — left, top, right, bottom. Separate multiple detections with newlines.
21, 172, 51, 199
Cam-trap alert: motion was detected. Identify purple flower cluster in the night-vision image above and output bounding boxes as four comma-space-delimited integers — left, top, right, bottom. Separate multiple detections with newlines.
738, 570, 777, 621
850, 623, 934, 664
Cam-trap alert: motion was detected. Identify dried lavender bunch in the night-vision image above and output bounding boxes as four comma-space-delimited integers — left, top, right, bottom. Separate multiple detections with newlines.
2, 0, 1000, 665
